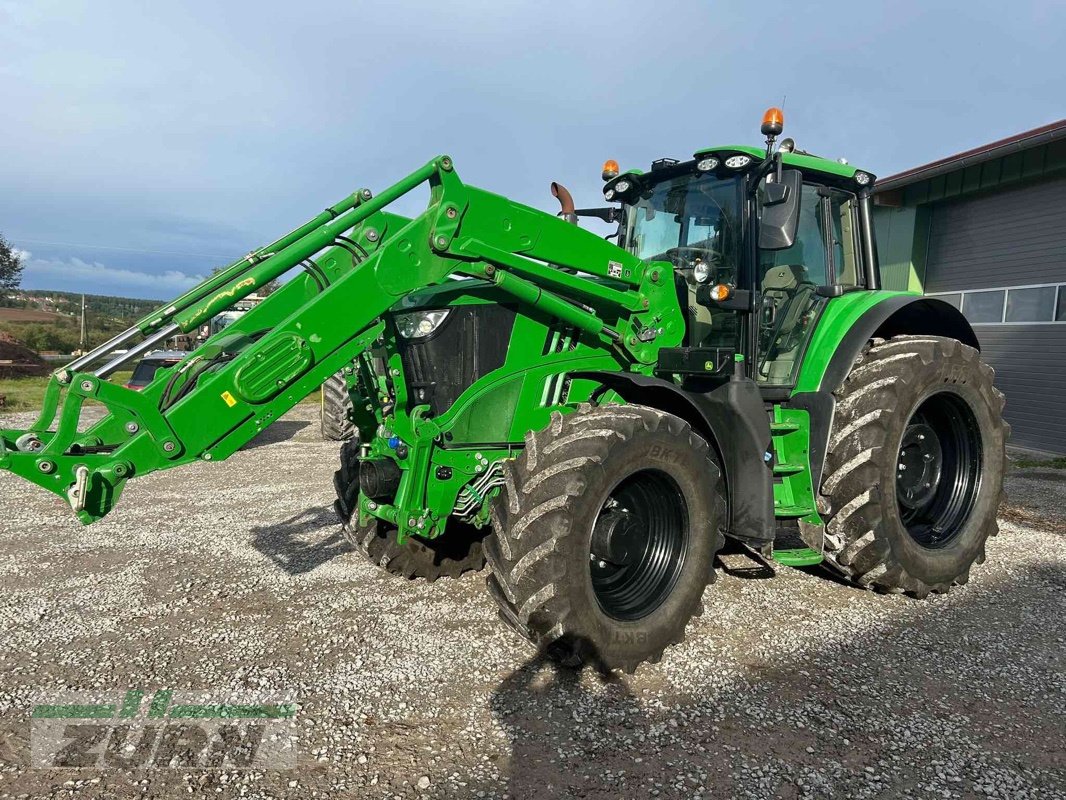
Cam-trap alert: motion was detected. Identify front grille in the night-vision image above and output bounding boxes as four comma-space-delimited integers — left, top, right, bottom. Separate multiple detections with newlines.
396, 305, 516, 416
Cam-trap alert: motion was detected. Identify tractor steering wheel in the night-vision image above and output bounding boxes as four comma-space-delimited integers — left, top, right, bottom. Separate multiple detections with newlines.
657, 246, 712, 270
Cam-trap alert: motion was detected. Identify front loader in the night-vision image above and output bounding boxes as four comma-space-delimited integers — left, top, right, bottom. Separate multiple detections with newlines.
0, 110, 1007, 672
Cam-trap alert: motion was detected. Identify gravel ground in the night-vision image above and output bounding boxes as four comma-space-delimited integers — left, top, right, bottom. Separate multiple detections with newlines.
0, 406, 1063, 799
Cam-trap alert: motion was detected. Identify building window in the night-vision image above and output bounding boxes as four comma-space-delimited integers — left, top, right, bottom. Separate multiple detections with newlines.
928, 283, 1066, 325
1005, 286, 1056, 323
938, 293, 962, 310
962, 290, 1005, 324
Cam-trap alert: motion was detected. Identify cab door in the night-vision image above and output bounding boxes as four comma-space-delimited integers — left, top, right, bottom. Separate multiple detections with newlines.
755, 183, 863, 387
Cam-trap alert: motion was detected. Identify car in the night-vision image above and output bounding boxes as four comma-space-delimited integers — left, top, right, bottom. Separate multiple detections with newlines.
124, 350, 185, 390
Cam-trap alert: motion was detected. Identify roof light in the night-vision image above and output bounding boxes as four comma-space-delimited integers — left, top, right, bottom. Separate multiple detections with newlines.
761, 107, 784, 137
696, 157, 719, 172
604, 188, 616, 201
724, 155, 751, 169
614, 180, 631, 193
602, 159, 620, 181
854, 171, 871, 186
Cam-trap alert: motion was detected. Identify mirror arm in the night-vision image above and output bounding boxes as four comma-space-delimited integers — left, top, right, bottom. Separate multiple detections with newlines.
747, 151, 781, 196
574, 207, 620, 224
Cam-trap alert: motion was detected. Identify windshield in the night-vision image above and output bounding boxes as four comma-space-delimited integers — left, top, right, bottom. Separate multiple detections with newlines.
622, 173, 743, 282
129, 360, 163, 387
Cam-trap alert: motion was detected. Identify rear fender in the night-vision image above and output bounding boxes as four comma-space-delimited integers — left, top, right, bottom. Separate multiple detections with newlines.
793, 294, 980, 491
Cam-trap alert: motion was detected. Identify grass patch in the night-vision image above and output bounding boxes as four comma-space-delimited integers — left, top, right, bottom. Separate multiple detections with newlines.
1012, 456, 1066, 469
0, 376, 53, 412
0, 372, 319, 413
0, 372, 133, 413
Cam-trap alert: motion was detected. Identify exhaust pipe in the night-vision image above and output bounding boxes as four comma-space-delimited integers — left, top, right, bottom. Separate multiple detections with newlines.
551, 182, 578, 224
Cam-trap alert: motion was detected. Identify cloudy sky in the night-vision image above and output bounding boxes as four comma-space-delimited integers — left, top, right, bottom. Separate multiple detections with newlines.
1, 0, 1062, 299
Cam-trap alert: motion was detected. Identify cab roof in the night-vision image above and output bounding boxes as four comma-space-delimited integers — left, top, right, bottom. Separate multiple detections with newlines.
694, 144, 868, 181
610, 144, 874, 192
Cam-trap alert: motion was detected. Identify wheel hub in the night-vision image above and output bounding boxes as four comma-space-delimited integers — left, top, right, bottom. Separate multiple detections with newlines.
588, 470, 688, 621
591, 508, 643, 566
894, 392, 983, 549
896, 422, 942, 511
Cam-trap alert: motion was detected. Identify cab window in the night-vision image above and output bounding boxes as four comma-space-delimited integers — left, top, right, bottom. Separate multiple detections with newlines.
755, 183, 862, 385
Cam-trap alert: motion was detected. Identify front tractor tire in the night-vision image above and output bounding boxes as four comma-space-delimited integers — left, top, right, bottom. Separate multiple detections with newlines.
321, 373, 356, 441
805, 335, 1007, 597
485, 404, 724, 673
333, 440, 486, 581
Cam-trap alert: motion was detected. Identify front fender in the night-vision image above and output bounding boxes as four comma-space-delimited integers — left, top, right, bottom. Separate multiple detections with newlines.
575, 371, 775, 546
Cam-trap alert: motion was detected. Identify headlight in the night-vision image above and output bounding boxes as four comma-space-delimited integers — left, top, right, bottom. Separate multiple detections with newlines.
394, 309, 451, 339
693, 260, 711, 284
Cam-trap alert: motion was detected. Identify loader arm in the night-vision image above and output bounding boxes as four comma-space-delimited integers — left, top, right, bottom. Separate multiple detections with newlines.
0, 156, 683, 523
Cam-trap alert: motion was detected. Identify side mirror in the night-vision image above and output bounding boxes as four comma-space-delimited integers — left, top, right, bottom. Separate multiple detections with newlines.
758, 169, 802, 250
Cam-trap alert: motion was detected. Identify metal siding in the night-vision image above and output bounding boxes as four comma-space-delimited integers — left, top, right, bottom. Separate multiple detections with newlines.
924, 172, 1066, 455
975, 326, 1066, 454
873, 206, 917, 290
925, 173, 1066, 292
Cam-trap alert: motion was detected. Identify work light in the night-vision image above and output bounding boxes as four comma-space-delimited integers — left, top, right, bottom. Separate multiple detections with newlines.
395, 309, 450, 339
693, 260, 712, 284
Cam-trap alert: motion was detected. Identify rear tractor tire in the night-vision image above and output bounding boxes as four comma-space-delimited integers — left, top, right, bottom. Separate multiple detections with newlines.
321, 373, 356, 441
803, 335, 1007, 597
333, 439, 487, 581
485, 404, 725, 673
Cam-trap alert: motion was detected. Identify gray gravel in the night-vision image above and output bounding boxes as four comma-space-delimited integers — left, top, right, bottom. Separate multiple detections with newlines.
0, 406, 1063, 799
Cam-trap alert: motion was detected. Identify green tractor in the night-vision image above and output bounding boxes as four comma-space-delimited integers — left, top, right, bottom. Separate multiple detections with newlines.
0, 110, 1006, 672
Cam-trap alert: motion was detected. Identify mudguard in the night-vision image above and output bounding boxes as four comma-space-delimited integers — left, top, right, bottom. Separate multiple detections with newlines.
792, 294, 980, 491
576, 371, 776, 546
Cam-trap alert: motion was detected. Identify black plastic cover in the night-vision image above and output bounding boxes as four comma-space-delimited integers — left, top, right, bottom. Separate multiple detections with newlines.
396, 305, 516, 416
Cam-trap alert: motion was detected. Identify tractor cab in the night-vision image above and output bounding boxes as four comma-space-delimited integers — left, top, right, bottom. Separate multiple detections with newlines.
600, 109, 880, 391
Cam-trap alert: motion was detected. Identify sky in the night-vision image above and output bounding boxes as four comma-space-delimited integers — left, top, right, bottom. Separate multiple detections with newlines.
1, 0, 1063, 300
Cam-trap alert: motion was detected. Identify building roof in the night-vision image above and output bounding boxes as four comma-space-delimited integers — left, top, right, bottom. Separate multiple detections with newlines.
875, 119, 1066, 193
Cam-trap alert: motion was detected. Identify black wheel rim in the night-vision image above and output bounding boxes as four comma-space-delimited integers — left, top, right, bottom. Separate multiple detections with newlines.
589, 469, 688, 621
895, 391, 983, 548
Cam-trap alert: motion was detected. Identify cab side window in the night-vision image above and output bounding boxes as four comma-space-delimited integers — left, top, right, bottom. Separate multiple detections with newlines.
755, 183, 862, 385
830, 190, 862, 287
760, 184, 830, 288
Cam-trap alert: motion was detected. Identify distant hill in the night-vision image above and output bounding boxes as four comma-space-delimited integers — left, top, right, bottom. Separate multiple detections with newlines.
0, 290, 166, 355
10, 290, 163, 323
0, 307, 66, 323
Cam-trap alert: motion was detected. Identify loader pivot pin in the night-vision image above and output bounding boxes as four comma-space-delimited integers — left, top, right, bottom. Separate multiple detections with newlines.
68, 465, 90, 513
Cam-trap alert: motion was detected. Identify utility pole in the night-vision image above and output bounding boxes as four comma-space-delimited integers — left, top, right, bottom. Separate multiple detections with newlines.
79, 294, 86, 355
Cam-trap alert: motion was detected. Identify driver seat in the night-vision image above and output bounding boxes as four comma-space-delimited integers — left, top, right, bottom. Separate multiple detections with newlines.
759, 264, 816, 382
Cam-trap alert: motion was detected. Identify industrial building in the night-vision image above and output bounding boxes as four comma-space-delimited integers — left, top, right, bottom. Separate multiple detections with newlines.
874, 120, 1066, 455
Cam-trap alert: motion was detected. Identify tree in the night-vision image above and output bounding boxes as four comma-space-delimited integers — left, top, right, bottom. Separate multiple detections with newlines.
0, 232, 24, 298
